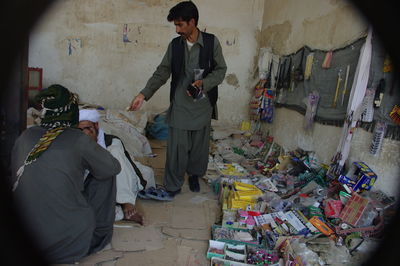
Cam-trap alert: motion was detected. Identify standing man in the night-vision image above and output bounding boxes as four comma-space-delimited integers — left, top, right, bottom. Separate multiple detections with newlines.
129, 1, 227, 197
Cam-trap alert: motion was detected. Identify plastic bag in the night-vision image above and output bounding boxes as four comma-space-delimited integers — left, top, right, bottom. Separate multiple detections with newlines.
303, 91, 320, 131
191, 68, 206, 101
291, 239, 324, 266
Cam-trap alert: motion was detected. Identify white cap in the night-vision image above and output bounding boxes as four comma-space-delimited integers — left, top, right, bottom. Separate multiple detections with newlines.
79, 109, 100, 123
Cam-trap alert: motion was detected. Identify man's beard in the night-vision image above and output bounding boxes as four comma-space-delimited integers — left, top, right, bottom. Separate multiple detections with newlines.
93, 128, 99, 142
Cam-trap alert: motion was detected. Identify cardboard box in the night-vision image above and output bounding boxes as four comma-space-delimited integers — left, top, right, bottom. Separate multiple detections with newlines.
134, 156, 151, 167
339, 193, 369, 226
149, 139, 167, 149
148, 147, 166, 169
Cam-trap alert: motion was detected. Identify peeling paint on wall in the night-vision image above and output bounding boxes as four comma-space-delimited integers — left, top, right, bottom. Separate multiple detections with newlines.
123, 24, 131, 43
117, 23, 172, 51
204, 27, 240, 56
301, 6, 367, 50
225, 73, 239, 88
260, 21, 292, 54
226, 37, 236, 46
29, 0, 261, 127
66, 38, 82, 55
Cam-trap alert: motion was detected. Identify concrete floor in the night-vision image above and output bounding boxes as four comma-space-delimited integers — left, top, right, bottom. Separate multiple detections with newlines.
61, 173, 219, 266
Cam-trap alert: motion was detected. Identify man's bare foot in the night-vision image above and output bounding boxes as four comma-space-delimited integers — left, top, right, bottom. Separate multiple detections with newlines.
122, 203, 144, 225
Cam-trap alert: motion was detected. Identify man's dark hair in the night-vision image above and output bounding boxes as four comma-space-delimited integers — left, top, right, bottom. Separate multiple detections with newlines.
167, 1, 199, 26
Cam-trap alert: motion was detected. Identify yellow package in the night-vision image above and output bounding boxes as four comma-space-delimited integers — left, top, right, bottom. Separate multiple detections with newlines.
234, 190, 263, 200
233, 182, 259, 191
229, 199, 255, 210
240, 120, 251, 131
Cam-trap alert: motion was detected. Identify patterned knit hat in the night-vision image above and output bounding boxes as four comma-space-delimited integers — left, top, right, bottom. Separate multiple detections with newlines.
13, 84, 79, 191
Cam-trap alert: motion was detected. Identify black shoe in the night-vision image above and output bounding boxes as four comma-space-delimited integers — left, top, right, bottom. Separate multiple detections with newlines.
189, 175, 200, 192
167, 188, 181, 197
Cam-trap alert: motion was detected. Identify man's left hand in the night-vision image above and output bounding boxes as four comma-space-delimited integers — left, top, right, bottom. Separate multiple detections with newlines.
192, 80, 203, 89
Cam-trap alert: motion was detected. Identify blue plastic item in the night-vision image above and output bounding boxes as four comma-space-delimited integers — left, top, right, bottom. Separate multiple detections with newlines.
147, 113, 169, 140
145, 187, 173, 201
338, 162, 377, 192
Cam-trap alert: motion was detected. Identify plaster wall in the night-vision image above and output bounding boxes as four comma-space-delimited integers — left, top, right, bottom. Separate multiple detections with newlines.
29, 0, 264, 124
261, 0, 399, 197
29, 0, 399, 196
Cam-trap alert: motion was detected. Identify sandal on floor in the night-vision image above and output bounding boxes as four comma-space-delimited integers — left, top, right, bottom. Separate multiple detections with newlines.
138, 190, 150, 199
145, 187, 173, 201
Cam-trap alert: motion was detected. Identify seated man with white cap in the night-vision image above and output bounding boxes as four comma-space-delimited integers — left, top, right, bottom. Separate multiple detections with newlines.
79, 109, 155, 224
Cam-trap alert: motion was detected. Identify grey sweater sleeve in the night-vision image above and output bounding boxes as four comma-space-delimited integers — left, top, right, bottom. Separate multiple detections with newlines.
79, 134, 121, 180
140, 42, 172, 101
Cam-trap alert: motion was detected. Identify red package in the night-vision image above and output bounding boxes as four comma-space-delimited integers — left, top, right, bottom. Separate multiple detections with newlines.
324, 199, 343, 218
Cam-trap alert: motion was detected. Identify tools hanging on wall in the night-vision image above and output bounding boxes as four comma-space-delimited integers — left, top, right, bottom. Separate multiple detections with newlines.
283, 57, 292, 90
322, 51, 333, 68
290, 60, 295, 92
274, 58, 282, 92
276, 58, 285, 90
304, 90, 320, 131
275, 58, 285, 103
253, 31, 400, 140
293, 48, 305, 82
304, 52, 314, 80
341, 65, 350, 106
332, 69, 343, 108
287, 48, 305, 93
373, 79, 385, 108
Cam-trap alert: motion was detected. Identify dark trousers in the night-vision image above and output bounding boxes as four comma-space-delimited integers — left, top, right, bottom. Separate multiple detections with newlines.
83, 174, 116, 254
164, 124, 211, 191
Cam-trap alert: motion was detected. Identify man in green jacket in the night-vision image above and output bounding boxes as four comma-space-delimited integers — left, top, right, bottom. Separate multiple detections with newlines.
129, 1, 227, 197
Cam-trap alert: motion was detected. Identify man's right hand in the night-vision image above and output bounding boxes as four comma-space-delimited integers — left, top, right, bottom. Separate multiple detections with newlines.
129, 93, 145, 111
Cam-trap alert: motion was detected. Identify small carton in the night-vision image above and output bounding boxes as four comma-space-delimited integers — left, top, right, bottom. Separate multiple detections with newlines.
225, 243, 247, 257
225, 250, 247, 263
210, 257, 251, 266
207, 240, 226, 259
339, 162, 377, 192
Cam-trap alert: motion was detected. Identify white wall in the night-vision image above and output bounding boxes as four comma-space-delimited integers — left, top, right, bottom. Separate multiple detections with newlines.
29, 0, 264, 124
261, 0, 400, 197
